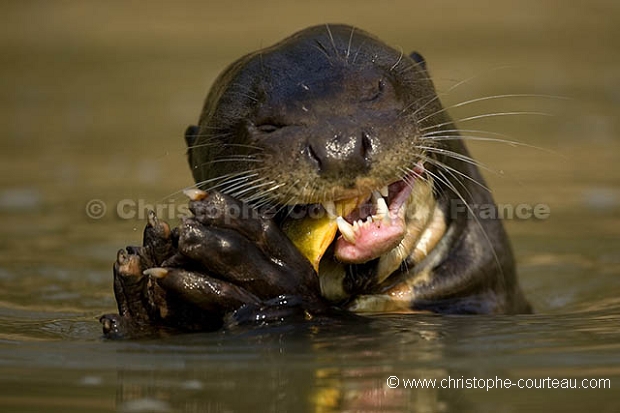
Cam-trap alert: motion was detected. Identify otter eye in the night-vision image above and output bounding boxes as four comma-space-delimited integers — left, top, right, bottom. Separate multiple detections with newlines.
257, 124, 281, 133
254, 118, 285, 133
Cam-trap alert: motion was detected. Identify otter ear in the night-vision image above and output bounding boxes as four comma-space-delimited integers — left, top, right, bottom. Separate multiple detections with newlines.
409, 51, 427, 72
185, 125, 199, 148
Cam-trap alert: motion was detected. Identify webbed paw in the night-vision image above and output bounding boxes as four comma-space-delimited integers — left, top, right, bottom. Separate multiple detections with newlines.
101, 190, 327, 338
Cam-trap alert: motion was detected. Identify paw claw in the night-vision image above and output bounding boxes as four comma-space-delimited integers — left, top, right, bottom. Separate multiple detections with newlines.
183, 188, 208, 201
147, 209, 159, 227
143, 267, 169, 279
116, 249, 128, 264
145, 211, 171, 239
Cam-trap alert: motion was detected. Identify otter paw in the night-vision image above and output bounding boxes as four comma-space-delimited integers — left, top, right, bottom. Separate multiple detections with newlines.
100, 247, 159, 339
102, 191, 328, 338
178, 189, 323, 302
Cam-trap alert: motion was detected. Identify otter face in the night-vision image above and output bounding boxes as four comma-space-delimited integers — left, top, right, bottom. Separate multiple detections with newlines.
189, 25, 446, 205
186, 24, 453, 300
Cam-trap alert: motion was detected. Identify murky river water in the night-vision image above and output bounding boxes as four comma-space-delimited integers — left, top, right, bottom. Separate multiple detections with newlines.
1, 1, 619, 412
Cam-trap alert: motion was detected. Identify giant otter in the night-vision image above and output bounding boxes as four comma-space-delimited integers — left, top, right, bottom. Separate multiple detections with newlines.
100, 24, 531, 338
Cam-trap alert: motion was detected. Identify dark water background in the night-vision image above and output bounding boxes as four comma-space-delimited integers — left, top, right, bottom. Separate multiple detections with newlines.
1, 1, 619, 412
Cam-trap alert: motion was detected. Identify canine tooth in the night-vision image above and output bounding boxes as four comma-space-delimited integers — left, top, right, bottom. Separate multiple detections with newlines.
143, 267, 169, 279
380, 186, 389, 197
183, 188, 208, 201
375, 195, 389, 218
337, 217, 357, 244
323, 200, 337, 218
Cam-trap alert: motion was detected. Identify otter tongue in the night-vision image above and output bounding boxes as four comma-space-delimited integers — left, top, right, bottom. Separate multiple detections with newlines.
282, 197, 362, 271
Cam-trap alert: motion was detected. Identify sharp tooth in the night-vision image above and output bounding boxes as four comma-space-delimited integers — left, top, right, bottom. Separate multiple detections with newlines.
337, 217, 357, 244
366, 216, 373, 224
380, 185, 389, 197
375, 196, 389, 218
323, 200, 337, 219
371, 190, 381, 202
371, 190, 391, 224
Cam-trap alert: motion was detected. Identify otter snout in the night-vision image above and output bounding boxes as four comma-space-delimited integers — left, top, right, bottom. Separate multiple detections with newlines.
305, 121, 374, 180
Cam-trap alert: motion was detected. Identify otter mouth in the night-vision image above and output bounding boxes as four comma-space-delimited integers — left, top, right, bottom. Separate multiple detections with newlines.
329, 163, 425, 264
281, 162, 426, 270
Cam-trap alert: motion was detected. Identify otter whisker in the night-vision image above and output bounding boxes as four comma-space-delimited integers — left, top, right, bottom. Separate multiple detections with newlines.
229, 179, 280, 199
242, 179, 293, 206
423, 127, 511, 138
421, 134, 518, 145
434, 64, 521, 98
398, 164, 442, 201
228, 82, 260, 102
406, 65, 524, 120
250, 192, 284, 212
249, 193, 285, 213
389, 47, 404, 72
398, 163, 432, 189
187, 143, 265, 152
345, 26, 355, 62
260, 181, 288, 196
415, 145, 499, 178
154, 170, 258, 204
351, 39, 368, 65
325, 24, 338, 57
434, 168, 505, 281
195, 170, 254, 188
417, 144, 485, 167
420, 132, 561, 157
202, 170, 265, 192
417, 93, 566, 125
423, 135, 561, 155
421, 111, 553, 132
313, 41, 333, 63
423, 156, 491, 194
201, 158, 263, 166
398, 92, 441, 118
219, 176, 268, 196
185, 132, 232, 140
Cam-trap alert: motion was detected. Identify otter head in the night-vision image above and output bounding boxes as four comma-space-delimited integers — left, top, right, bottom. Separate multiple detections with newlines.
185, 24, 457, 301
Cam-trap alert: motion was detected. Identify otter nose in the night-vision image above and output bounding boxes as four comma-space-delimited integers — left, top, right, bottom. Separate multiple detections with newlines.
306, 128, 372, 178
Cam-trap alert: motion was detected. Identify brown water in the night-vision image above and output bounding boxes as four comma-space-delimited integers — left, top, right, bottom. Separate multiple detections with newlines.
1, 1, 619, 412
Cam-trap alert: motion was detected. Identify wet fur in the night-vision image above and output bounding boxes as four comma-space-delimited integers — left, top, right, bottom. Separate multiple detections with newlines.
185, 24, 531, 314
